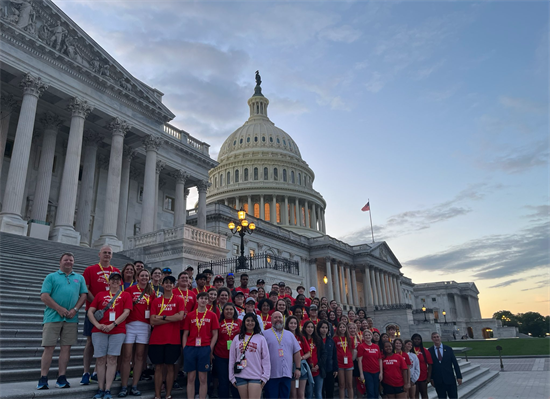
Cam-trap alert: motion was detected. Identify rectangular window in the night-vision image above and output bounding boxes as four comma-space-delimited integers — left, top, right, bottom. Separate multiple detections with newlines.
138, 185, 144, 203
4, 140, 14, 158
249, 249, 255, 257
233, 244, 239, 255
432, 297, 437, 302
164, 195, 175, 212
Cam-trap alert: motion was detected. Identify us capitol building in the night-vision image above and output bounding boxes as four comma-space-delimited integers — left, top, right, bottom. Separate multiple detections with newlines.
0, 0, 513, 341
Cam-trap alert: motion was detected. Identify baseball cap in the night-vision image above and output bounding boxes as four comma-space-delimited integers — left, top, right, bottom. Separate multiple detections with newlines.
108, 272, 122, 280
214, 275, 224, 281
310, 304, 318, 310
162, 275, 176, 284
297, 285, 305, 291
246, 297, 256, 303
162, 268, 172, 274
249, 286, 258, 292
257, 279, 265, 285
233, 291, 245, 298
203, 269, 213, 274
278, 282, 286, 287
185, 266, 194, 271
309, 287, 316, 292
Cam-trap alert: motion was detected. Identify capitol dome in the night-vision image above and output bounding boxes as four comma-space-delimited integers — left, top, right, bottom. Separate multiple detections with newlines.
207, 77, 327, 237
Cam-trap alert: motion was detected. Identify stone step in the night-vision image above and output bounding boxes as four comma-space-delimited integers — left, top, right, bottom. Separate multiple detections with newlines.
427, 365, 494, 399
0, 337, 88, 347
0, 346, 85, 359
0, 354, 84, 369
0, 311, 51, 321
0, 328, 83, 338
461, 369, 500, 399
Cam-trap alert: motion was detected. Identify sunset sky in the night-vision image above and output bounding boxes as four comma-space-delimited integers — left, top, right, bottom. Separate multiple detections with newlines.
55, 0, 549, 317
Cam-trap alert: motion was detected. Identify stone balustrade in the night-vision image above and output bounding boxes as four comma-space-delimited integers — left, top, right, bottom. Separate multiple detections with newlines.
127, 224, 226, 249
164, 123, 210, 155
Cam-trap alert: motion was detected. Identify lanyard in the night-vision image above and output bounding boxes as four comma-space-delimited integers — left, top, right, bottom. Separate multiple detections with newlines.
151, 283, 160, 297
177, 288, 189, 307
108, 290, 120, 309
224, 320, 235, 338
207, 304, 214, 312
309, 338, 315, 356
196, 310, 208, 333
98, 264, 112, 284
136, 285, 150, 305
242, 333, 254, 353
271, 328, 284, 345
340, 336, 348, 353
262, 314, 270, 323
159, 294, 173, 315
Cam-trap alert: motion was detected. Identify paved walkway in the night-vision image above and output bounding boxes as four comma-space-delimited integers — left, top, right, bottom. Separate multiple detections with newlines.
470, 358, 550, 399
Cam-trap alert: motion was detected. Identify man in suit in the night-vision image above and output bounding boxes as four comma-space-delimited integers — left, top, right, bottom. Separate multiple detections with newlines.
428, 332, 462, 399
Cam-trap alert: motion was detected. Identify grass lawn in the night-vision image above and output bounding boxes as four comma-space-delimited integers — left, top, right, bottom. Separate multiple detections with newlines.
444, 338, 550, 356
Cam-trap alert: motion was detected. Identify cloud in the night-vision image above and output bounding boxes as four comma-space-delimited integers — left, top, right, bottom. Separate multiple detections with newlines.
339, 182, 501, 244
499, 97, 546, 114
405, 220, 550, 280
489, 278, 525, 288
365, 72, 385, 93
415, 59, 446, 80
481, 140, 549, 174
423, 84, 461, 102
524, 205, 550, 222
521, 279, 550, 292
319, 25, 362, 43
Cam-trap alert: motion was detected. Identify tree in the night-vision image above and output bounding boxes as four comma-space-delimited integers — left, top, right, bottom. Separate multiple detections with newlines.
517, 312, 547, 337
492, 310, 519, 327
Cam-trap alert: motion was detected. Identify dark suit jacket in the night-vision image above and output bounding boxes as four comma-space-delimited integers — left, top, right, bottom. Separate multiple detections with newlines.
428, 345, 462, 386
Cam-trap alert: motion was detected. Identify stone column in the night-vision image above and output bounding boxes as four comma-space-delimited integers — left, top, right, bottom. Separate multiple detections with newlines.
344, 265, 352, 305
305, 200, 310, 228
197, 180, 210, 230
116, 146, 135, 242
290, 202, 295, 225
321, 209, 326, 233
0, 93, 18, 180
31, 112, 64, 222
383, 273, 391, 304
172, 170, 189, 226
309, 259, 317, 291
375, 269, 385, 306
325, 257, 334, 301
454, 294, 464, 320
295, 198, 300, 226
351, 267, 359, 307
235, 196, 240, 209
311, 203, 317, 231
247, 195, 252, 216
338, 263, 346, 305
50, 98, 93, 244
271, 196, 277, 224
332, 260, 341, 304
260, 195, 265, 219
0, 74, 48, 235
284, 196, 289, 225
224, 198, 228, 206
397, 277, 404, 304
153, 160, 165, 230
362, 268, 371, 308
392, 276, 399, 304
370, 268, 378, 306
93, 118, 130, 251
140, 135, 162, 234
75, 130, 103, 246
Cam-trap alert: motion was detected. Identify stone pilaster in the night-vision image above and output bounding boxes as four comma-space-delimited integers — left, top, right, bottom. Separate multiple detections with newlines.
116, 146, 136, 242
362, 268, 371, 308
396, 277, 404, 304
172, 169, 189, 226
351, 267, 359, 307
140, 135, 162, 234
0, 74, 48, 235
370, 267, 378, 306
197, 180, 210, 230
325, 257, 334, 302
247, 195, 252, 216
332, 260, 341, 304
311, 203, 317, 231
50, 98, 94, 244
305, 200, 310, 229
375, 269, 385, 306
0, 93, 19, 180
75, 130, 104, 246
153, 160, 165, 230
260, 195, 265, 219
344, 265, 352, 305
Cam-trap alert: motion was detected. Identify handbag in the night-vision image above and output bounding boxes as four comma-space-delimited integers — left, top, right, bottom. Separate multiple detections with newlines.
93, 290, 122, 321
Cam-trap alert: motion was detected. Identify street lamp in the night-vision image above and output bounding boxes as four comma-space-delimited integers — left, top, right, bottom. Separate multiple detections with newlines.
228, 208, 256, 271
443, 310, 447, 324
323, 275, 328, 284
422, 305, 427, 322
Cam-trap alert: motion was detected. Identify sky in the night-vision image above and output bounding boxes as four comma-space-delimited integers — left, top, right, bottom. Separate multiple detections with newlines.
54, 0, 549, 318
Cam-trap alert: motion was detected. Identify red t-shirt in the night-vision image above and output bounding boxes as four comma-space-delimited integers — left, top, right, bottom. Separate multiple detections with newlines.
304, 297, 312, 307
125, 285, 152, 324
90, 291, 132, 334
260, 314, 272, 330
183, 309, 220, 346
213, 318, 241, 358
234, 287, 250, 299
192, 286, 209, 295
369, 327, 380, 334
414, 347, 433, 381
173, 288, 197, 330
295, 335, 311, 357
397, 351, 411, 366
334, 335, 353, 369
357, 342, 382, 373
83, 264, 121, 309
382, 354, 408, 387
307, 337, 319, 377
149, 294, 185, 345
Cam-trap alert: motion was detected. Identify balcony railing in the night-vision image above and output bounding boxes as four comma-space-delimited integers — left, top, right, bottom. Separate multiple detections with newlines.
198, 253, 299, 276
163, 123, 210, 155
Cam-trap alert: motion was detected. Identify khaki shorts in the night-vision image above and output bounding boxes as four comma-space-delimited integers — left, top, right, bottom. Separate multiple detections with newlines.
42, 322, 78, 347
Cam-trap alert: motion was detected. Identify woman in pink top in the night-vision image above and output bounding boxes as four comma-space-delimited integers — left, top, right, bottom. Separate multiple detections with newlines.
229, 313, 271, 399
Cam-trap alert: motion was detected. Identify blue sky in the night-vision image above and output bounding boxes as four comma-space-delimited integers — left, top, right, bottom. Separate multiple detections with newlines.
55, 0, 549, 316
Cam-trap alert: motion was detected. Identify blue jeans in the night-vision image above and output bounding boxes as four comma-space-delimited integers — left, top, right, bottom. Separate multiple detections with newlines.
213, 355, 240, 399
264, 377, 291, 399
311, 374, 323, 399
364, 371, 380, 399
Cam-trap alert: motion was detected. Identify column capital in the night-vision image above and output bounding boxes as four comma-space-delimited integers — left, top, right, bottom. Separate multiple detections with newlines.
143, 134, 163, 151
155, 160, 165, 174
108, 117, 131, 137
83, 129, 104, 146
40, 111, 64, 131
324, 256, 332, 263
20, 73, 48, 97
197, 180, 211, 193
122, 146, 137, 162
171, 169, 190, 183
184, 188, 190, 197
67, 97, 94, 118
1, 92, 19, 114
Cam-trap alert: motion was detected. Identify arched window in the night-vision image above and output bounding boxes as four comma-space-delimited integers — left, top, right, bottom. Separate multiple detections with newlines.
254, 167, 258, 180
220, 173, 224, 186
264, 167, 268, 180
227, 171, 231, 185
243, 203, 249, 213
274, 168, 278, 181
277, 138, 280, 143
291, 171, 295, 184
239, 138, 243, 144
235, 169, 239, 183
265, 203, 270, 221
269, 137, 273, 142
255, 136, 258, 142
254, 203, 260, 218
276, 203, 281, 223
244, 168, 249, 181
262, 136, 266, 142
298, 173, 302, 185
247, 137, 250, 143
283, 169, 287, 182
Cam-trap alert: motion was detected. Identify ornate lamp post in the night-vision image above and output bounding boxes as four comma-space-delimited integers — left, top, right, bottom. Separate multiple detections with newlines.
443, 310, 447, 324
228, 208, 256, 270
422, 305, 427, 322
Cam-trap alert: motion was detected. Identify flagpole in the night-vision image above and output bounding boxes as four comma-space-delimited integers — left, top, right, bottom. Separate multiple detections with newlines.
368, 198, 374, 243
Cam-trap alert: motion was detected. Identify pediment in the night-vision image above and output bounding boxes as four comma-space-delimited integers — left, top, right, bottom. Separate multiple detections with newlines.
369, 241, 401, 268
0, 0, 175, 123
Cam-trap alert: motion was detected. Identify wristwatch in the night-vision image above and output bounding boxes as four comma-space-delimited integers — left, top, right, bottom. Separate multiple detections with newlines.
73, 308, 78, 312
163, 315, 167, 320
113, 322, 118, 327
295, 367, 301, 370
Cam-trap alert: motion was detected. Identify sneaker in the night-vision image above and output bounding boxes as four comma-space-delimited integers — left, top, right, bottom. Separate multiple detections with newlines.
104, 390, 113, 399
37, 376, 49, 390
91, 373, 98, 383
130, 387, 141, 396
81, 372, 91, 385
173, 381, 182, 390
93, 389, 104, 399
56, 375, 70, 388
114, 371, 121, 381
117, 387, 128, 397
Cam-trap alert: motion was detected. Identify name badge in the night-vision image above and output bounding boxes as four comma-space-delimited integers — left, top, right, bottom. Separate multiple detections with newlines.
227, 340, 232, 350
241, 359, 247, 368
279, 349, 284, 357
109, 311, 116, 322
195, 338, 202, 347
343, 357, 348, 365
145, 310, 150, 319
106, 287, 110, 291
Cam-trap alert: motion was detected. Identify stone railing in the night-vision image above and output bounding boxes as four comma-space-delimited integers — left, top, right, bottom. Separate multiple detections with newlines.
127, 224, 226, 249
163, 123, 210, 155
375, 304, 413, 311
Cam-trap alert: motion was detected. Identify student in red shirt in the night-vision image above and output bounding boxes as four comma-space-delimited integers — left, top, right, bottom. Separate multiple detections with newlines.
302, 320, 323, 399
192, 273, 209, 295
119, 269, 153, 397
381, 341, 409, 398
234, 273, 250, 298
393, 338, 411, 386
334, 321, 354, 399
206, 287, 218, 312
286, 316, 310, 399
182, 292, 220, 399
213, 303, 241, 399
216, 287, 231, 316
173, 272, 197, 387
411, 333, 433, 399
258, 298, 273, 330
296, 286, 311, 307
149, 275, 184, 399
357, 330, 383, 399
308, 305, 320, 326
87, 272, 132, 399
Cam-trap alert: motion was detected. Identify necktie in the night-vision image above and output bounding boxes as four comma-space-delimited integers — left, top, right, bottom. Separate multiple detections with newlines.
437, 347, 442, 361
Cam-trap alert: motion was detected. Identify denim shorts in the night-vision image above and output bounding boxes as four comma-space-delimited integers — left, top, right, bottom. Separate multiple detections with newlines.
235, 377, 262, 386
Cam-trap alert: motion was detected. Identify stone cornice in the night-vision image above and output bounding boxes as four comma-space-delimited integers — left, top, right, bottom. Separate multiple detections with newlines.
162, 136, 218, 168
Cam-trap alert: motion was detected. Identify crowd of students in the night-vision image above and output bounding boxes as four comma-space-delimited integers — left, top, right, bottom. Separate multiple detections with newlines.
39, 248, 461, 399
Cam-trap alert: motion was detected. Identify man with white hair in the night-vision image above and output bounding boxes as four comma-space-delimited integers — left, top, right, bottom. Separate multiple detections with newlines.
263, 311, 302, 399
